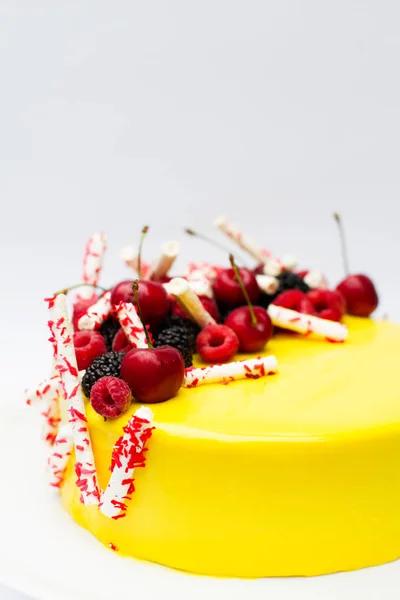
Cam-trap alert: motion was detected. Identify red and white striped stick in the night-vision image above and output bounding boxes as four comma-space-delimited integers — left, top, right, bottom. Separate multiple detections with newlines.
268, 304, 348, 342
25, 374, 62, 406
46, 293, 100, 505
114, 301, 148, 348
186, 262, 223, 282
303, 269, 328, 290
183, 355, 278, 388
256, 274, 279, 295
48, 424, 73, 488
120, 246, 153, 279
149, 241, 180, 281
214, 216, 267, 263
168, 278, 216, 328
100, 407, 154, 520
77, 291, 112, 330
80, 233, 108, 299
41, 395, 61, 446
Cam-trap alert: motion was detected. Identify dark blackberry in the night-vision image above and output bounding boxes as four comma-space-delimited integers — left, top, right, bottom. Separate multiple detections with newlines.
155, 326, 194, 367
158, 315, 200, 337
81, 351, 125, 398
99, 317, 121, 350
272, 271, 310, 300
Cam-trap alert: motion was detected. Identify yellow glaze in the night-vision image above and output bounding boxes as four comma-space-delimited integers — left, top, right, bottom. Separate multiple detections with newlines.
61, 317, 400, 577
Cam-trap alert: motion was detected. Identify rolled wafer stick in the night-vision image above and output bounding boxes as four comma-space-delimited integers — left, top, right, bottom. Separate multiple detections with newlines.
186, 262, 223, 282
214, 216, 267, 263
80, 233, 108, 299
281, 254, 298, 271
48, 424, 73, 488
25, 374, 62, 405
168, 278, 216, 328
303, 270, 328, 290
149, 241, 180, 281
114, 301, 148, 348
183, 355, 278, 388
41, 394, 61, 446
77, 291, 112, 330
268, 304, 348, 342
164, 278, 214, 299
256, 274, 279, 295
100, 407, 154, 520
262, 257, 283, 277
46, 293, 100, 505
120, 246, 153, 279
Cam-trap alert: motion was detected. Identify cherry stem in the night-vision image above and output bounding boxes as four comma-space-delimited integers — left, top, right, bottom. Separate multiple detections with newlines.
333, 213, 350, 276
132, 280, 154, 348
184, 228, 247, 266
137, 225, 149, 280
229, 254, 257, 326
53, 283, 108, 296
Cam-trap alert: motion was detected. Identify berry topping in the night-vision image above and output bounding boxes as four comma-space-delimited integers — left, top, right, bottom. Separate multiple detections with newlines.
73, 330, 108, 371
112, 328, 133, 354
272, 290, 315, 315
155, 326, 194, 367
90, 376, 132, 419
196, 324, 239, 363
120, 346, 185, 403
213, 267, 260, 308
110, 280, 170, 330
307, 289, 346, 322
81, 351, 125, 398
225, 306, 273, 353
99, 317, 121, 350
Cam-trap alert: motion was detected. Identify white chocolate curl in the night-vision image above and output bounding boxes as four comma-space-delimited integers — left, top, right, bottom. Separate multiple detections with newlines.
268, 305, 348, 342
48, 424, 73, 488
214, 216, 266, 263
77, 291, 112, 330
303, 270, 328, 290
47, 294, 100, 505
168, 278, 216, 328
115, 301, 148, 348
149, 241, 180, 281
256, 274, 279, 295
80, 233, 107, 299
100, 407, 154, 519
183, 356, 278, 388
120, 246, 153, 279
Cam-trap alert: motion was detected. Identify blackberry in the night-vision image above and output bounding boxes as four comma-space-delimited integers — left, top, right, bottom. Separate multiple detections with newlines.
155, 326, 194, 367
272, 271, 310, 300
158, 315, 200, 338
81, 351, 125, 398
99, 317, 121, 350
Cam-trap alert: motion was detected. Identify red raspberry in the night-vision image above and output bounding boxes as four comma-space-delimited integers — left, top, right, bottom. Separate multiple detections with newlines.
272, 290, 315, 315
90, 376, 132, 419
112, 328, 133, 353
73, 330, 108, 370
72, 294, 97, 330
196, 324, 239, 363
307, 289, 346, 322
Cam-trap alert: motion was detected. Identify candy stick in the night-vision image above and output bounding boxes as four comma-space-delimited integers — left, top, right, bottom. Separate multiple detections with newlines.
80, 233, 108, 299
183, 355, 278, 388
256, 274, 279, 295
214, 216, 267, 263
168, 278, 216, 328
100, 407, 154, 520
114, 301, 148, 348
186, 262, 223, 282
120, 246, 153, 279
77, 291, 112, 330
149, 241, 180, 281
41, 394, 61, 446
25, 374, 62, 405
164, 278, 214, 299
262, 257, 283, 277
48, 424, 73, 488
303, 270, 328, 290
267, 304, 348, 342
281, 254, 298, 271
46, 293, 100, 505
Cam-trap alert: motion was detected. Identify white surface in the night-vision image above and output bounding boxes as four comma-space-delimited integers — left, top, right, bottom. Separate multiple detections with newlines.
1, 1, 400, 599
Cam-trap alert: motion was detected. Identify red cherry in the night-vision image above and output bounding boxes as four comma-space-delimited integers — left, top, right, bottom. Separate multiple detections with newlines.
196, 324, 239, 363
120, 346, 184, 403
112, 328, 133, 354
336, 274, 378, 317
111, 280, 170, 330
272, 290, 315, 314
213, 268, 260, 308
307, 289, 346, 322
225, 306, 272, 352
171, 296, 220, 323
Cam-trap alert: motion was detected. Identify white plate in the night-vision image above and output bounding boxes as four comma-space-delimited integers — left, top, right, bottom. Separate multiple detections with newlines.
1, 404, 399, 600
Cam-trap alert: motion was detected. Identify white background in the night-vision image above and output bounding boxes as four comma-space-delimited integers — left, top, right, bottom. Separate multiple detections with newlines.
0, 1, 400, 598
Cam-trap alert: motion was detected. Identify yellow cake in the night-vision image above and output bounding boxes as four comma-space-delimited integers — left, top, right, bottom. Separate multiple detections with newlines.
60, 316, 400, 577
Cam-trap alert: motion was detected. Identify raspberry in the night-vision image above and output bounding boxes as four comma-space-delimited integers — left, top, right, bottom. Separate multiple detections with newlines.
112, 328, 133, 353
99, 317, 121, 351
307, 289, 345, 322
272, 290, 315, 315
90, 376, 132, 419
81, 351, 125, 397
155, 326, 194, 367
73, 330, 107, 371
196, 324, 239, 363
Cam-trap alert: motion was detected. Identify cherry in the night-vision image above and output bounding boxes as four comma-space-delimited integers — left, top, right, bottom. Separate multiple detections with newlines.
112, 328, 133, 354
333, 213, 379, 317
111, 280, 170, 330
172, 296, 220, 323
225, 306, 272, 352
307, 289, 346, 322
273, 290, 315, 314
196, 324, 239, 363
213, 267, 260, 308
120, 346, 184, 403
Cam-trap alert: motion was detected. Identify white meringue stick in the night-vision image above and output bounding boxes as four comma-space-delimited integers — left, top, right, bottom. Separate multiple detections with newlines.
80, 232, 108, 298
77, 291, 112, 330
214, 216, 267, 263
25, 374, 62, 405
183, 356, 278, 388
268, 305, 348, 342
149, 241, 180, 281
114, 301, 148, 348
303, 270, 328, 290
168, 277, 216, 328
48, 424, 73, 488
256, 274, 279, 295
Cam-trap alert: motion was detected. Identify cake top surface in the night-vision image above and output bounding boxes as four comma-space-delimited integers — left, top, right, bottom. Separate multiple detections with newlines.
86, 316, 400, 440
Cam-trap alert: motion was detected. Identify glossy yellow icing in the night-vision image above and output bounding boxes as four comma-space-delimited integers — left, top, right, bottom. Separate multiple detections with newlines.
61, 317, 400, 576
